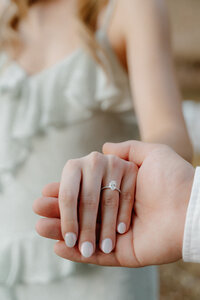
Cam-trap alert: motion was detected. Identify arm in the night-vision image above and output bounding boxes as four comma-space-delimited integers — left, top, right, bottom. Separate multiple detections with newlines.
114, 0, 193, 161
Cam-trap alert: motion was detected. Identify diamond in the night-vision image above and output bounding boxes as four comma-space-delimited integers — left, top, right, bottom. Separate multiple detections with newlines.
109, 181, 117, 191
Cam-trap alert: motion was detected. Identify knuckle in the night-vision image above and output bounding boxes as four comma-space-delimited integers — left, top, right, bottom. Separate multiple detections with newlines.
81, 194, 98, 209
108, 155, 120, 169
62, 220, 77, 233
88, 151, 103, 168
103, 194, 118, 208
127, 162, 138, 174
64, 159, 79, 170
64, 220, 75, 227
121, 191, 133, 204
59, 190, 76, 207
80, 227, 95, 235
103, 223, 116, 233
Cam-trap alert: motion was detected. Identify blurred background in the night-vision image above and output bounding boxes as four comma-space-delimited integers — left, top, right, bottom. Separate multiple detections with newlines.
160, 1, 200, 299
169, 0, 200, 99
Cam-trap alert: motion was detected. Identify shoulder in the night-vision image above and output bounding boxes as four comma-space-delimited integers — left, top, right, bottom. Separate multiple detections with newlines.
111, 0, 171, 51
114, 0, 169, 35
115, 0, 168, 18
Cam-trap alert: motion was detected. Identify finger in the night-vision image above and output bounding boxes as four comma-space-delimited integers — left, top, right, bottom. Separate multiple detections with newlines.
36, 218, 63, 240
35, 218, 103, 242
54, 229, 141, 268
103, 141, 158, 166
54, 241, 119, 267
33, 197, 60, 218
78, 153, 104, 258
42, 182, 60, 197
117, 162, 138, 234
100, 157, 122, 254
59, 161, 81, 249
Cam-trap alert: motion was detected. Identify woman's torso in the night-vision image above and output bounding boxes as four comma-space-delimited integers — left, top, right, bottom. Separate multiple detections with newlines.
0, 1, 158, 299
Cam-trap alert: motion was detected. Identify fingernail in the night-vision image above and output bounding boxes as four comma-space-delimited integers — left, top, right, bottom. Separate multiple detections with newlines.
81, 242, 94, 258
65, 233, 77, 248
101, 238, 113, 254
117, 222, 126, 234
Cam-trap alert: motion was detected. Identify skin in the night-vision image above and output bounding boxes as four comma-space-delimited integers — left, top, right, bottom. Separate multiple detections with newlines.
34, 141, 195, 267
55, 153, 138, 256
5, 0, 192, 160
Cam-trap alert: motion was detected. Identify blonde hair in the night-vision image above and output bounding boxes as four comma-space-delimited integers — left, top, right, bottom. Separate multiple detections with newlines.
0, 0, 108, 63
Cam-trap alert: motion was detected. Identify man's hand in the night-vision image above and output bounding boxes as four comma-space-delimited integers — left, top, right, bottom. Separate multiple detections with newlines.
33, 141, 195, 267
103, 141, 195, 265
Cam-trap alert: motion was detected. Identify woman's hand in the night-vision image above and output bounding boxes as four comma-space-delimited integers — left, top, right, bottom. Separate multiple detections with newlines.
34, 141, 195, 268
34, 152, 138, 258
34, 187, 140, 267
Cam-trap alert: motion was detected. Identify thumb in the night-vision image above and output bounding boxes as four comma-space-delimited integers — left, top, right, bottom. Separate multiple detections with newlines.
103, 140, 158, 166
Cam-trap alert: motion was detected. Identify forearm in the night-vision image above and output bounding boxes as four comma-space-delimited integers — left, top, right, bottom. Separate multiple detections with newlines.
120, 0, 193, 162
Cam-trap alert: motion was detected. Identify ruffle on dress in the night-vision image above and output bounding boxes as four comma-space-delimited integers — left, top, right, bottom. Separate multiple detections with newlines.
0, 49, 133, 190
0, 231, 75, 286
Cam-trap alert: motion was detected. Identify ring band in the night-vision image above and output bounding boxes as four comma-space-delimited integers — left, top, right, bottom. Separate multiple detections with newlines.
101, 180, 121, 193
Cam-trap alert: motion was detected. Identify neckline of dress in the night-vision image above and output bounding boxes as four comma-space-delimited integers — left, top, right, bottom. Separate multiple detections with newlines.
2, 30, 128, 81
12, 47, 82, 80
8, 29, 105, 80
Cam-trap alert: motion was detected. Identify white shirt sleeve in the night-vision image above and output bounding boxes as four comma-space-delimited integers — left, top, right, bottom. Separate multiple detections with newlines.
182, 167, 200, 263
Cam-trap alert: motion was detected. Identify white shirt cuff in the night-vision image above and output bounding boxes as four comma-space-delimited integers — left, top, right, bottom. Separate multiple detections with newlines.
182, 167, 200, 263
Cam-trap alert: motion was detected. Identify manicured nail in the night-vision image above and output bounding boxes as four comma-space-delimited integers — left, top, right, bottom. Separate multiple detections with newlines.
81, 242, 94, 258
65, 233, 77, 248
101, 238, 113, 254
117, 222, 126, 234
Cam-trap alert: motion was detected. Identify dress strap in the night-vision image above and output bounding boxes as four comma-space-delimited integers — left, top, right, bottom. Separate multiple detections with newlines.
101, 0, 116, 34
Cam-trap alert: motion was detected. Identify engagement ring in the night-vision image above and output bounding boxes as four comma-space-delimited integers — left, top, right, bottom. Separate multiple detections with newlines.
101, 180, 121, 193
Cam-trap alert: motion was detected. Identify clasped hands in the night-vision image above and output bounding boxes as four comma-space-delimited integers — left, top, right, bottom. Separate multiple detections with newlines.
33, 141, 195, 267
